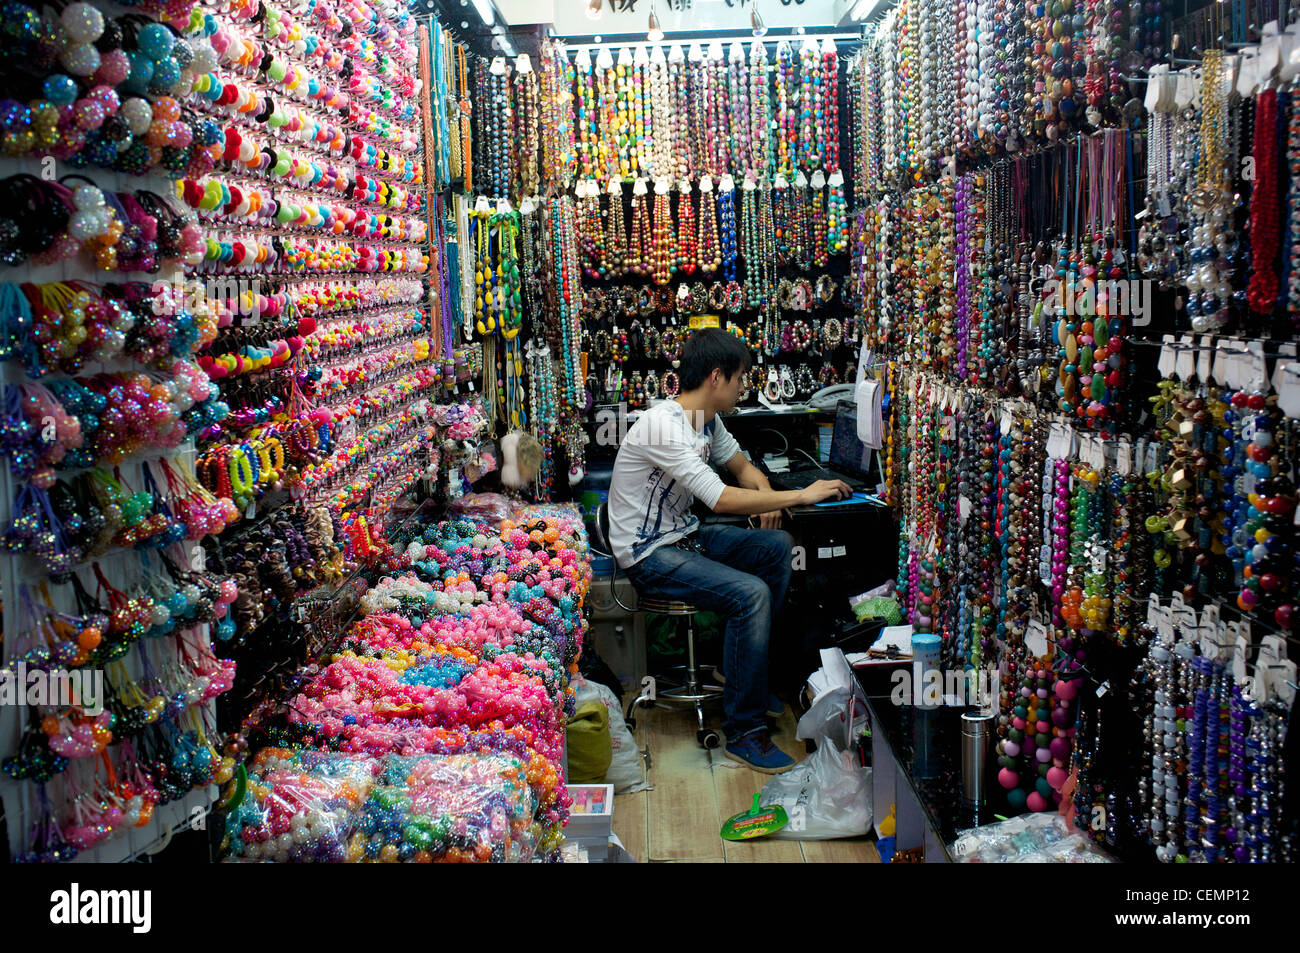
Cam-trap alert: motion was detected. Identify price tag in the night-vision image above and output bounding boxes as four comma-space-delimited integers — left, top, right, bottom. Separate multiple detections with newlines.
1156, 605, 1175, 644
1245, 340, 1269, 392
1158, 334, 1177, 378
1116, 437, 1132, 477
832, 545, 847, 558
817, 547, 833, 560
1197, 335, 1213, 383
1095, 680, 1110, 698
1175, 334, 1197, 381
1025, 619, 1049, 659
1271, 343, 1298, 394
1278, 363, 1300, 418
1147, 594, 1161, 628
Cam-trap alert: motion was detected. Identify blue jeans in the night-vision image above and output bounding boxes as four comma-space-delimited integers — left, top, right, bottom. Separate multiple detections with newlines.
624, 524, 794, 739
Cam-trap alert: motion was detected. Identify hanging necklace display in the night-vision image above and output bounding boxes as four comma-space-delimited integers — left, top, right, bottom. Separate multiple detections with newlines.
773, 175, 792, 268
790, 171, 811, 270
696, 174, 721, 276
798, 39, 820, 172
651, 177, 676, 285
717, 175, 738, 283
676, 178, 697, 276
707, 41, 730, 178
576, 49, 601, 180
576, 178, 603, 279
809, 170, 829, 268
626, 177, 652, 279
728, 42, 751, 179
485, 58, 511, 199
664, 45, 689, 180
775, 40, 797, 179
603, 177, 627, 279
514, 56, 540, 200
687, 43, 709, 179
1186, 51, 1233, 332
749, 41, 772, 179
648, 45, 673, 180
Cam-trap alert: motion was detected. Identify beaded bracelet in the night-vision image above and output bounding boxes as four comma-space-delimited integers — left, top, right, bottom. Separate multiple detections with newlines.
708, 282, 727, 311
795, 364, 816, 395
660, 370, 679, 397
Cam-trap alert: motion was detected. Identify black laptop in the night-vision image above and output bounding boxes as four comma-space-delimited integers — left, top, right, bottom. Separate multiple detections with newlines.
770, 401, 874, 493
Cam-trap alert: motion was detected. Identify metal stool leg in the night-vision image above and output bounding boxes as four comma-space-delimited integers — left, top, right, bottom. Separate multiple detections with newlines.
685, 615, 720, 749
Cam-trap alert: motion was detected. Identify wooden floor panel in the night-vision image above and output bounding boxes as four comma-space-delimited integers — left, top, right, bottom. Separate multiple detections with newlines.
608, 701, 879, 863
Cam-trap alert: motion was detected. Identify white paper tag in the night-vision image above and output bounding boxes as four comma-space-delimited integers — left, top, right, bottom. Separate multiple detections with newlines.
810, 170, 826, 190
832, 545, 847, 558
1245, 340, 1268, 392
1095, 680, 1109, 698
817, 546, 833, 560
1278, 363, 1300, 417
1175, 334, 1197, 381
1197, 335, 1213, 383
1117, 437, 1132, 477
1158, 334, 1177, 378
1025, 620, 1049, 659
1212, 339, 1234, 387
1270, 343, 1297, 394
1147, 594, 1162, 627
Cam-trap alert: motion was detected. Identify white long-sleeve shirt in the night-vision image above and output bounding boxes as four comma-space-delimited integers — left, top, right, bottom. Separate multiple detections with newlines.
608, 400, 741, 568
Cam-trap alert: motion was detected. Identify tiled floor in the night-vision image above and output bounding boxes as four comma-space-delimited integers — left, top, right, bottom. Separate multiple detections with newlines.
611, 701, 880, 863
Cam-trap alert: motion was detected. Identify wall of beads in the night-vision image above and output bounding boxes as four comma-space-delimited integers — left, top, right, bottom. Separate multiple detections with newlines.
0, 0, 243, 862
456, 34, 860, 494
847, 2, 1300, 862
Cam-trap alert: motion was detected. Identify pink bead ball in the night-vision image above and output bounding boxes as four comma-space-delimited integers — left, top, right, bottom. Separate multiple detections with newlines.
1054, 678, 1078, 701
1046, 766, 1068, 790
997, 767, 1019, 790
1026, 791, 1048, 812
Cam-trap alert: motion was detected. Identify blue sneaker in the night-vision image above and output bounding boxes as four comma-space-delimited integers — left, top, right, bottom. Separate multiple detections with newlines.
724, 729, 796, 774
712, 670, 785, 719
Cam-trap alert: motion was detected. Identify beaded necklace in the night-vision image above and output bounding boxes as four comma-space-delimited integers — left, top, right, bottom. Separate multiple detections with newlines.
809, 177, 828, 269
626, 181, 651, 279
675, 179, 697, 276
728, 43, 750, 178
688, 47, 710, 179
514, 65, 540, 200
648, 49, 673, 180
696, 176, 721, 276
603, 181, 627, 279
651, 184, 675, 285
798, 40, 820, 172
774, 41, 796, 179
668, 47, 691, 180
718, 181, 738, 283
821, 39, 839, 173
749, 41, 772, 179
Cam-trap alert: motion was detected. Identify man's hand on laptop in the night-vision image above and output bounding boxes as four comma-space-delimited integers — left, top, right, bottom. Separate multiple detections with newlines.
799, 479, 853, 505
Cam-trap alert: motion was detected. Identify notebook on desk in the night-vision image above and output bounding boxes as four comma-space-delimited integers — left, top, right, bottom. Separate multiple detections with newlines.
769, 400, 874, 493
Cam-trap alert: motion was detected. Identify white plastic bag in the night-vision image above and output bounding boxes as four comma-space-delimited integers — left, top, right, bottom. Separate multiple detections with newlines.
572, 675, 648, 793
760, 742, 872, 840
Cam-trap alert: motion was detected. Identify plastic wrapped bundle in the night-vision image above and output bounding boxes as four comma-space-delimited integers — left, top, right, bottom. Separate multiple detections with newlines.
348, 752, 537, 862
221, 750, 380, 863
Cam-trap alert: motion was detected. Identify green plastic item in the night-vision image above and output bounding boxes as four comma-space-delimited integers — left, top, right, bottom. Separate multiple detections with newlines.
720, 793, 789, 841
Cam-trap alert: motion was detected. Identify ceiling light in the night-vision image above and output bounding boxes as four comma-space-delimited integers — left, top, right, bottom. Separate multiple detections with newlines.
647, 6, 664, 42
587, 0, 602, 20
471, 0, 494, 25
751, 6, 767, 36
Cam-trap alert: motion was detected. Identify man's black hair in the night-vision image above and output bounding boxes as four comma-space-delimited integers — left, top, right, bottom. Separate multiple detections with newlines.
679, 327, 752, 391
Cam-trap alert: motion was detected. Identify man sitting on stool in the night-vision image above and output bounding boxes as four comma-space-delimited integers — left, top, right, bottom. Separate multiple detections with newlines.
607, 329, 851, 773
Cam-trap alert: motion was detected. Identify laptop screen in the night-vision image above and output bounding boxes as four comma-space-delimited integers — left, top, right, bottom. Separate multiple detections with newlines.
829, 400, 872, 478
